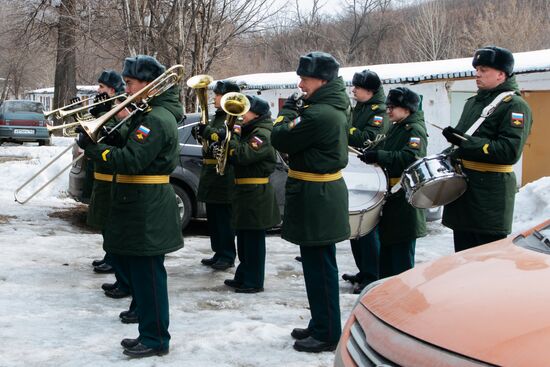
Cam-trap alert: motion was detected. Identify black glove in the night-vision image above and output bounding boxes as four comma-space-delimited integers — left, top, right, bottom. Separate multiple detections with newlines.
358, 150, 378, 164
89, 93, 113, 118
100, 127, 123, 147
76, 132, 93, 149
192, 124, 206, 140
442, 127, 465, 146
282, 92, 304, 112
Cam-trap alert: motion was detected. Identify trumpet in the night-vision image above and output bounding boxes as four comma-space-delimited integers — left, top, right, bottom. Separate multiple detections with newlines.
14, 64, 186, 204
215, 92, 250, 175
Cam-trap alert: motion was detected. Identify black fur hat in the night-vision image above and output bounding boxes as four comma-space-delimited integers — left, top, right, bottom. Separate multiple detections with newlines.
213, 80, 240, 95
98, 70, 125, 94
296, 51, 339, 81
246, 95, 270, 116
122, 55, 165, 82
352, 69, 381, 91
472, 46, 514, 76
386, 87, 420, 113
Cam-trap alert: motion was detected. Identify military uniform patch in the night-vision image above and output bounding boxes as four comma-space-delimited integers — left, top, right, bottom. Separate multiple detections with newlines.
134, 125, 150, 143
249, 136, 263, 150
289, 117, 301, 129
372, 115, 383, 127
274, 116, 284, 125
408, 136, 421, 149
371, 104, 379, 111
511, 112, 524, 128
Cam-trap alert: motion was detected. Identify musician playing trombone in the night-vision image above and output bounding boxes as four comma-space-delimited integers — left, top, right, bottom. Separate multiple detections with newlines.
196, 80, 240, 271
76, 55, 183, 358
342, 70, 389, 294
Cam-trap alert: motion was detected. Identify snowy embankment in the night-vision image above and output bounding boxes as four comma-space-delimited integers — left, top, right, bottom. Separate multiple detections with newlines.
0, 139, 547, 367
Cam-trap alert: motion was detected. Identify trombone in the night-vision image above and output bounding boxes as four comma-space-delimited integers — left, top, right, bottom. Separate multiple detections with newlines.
14, 64, 186, 204
44, 94, 126, 120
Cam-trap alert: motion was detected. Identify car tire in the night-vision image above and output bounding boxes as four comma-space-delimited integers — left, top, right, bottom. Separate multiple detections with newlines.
172, 184, 192, 230
39, 139, 52, 146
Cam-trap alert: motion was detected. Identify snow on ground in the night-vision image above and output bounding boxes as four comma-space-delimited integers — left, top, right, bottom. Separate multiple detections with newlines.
0, 138, 547, 367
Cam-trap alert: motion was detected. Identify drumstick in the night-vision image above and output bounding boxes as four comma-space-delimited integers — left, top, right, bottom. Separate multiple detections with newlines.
347, 146, 362, 155
428, 122, 468, 141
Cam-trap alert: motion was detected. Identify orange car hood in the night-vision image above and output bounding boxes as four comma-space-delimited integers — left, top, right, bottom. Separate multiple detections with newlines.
364, 227, 550, 366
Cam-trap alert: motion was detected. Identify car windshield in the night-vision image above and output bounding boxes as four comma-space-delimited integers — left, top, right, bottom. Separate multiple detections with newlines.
4, 101, 43, 114
513, 224, 550, 254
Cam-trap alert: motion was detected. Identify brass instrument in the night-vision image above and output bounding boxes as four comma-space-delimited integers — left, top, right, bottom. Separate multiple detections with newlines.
54, 94, 125, 120
216, 92, 250, 175
186, 74, 213, 149
43, 95, 96, 119
14, 64, 185, 204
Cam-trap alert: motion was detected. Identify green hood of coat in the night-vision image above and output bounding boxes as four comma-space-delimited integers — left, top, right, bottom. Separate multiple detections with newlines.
149, 86, 184, 122
305, 77, 350, 111
477, 76, 520, 99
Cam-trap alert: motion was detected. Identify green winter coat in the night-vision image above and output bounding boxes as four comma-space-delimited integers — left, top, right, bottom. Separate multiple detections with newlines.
272, 77, 351, 246
376, 111, 427, 245
442, 76, 533, 235
228, 115, 280, 230
86, 117, 130, 229
196, 109, 235, 203
85, 86, 184, 256
348, 88, 390, 148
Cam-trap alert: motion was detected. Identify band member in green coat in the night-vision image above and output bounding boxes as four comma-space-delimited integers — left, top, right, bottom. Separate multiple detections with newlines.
196, 81, 240, 270
222, 95, 280, 293
77, 55, 183, 358
272, 52, 350, 353
442, 46, 533, 252
359, 87, 427, 278
342, 70, 389, 294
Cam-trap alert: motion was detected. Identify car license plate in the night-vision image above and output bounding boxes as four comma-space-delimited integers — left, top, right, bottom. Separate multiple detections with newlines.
13, 129, 35, 135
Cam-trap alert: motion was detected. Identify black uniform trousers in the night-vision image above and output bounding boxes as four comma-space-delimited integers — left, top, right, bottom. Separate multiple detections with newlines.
103, 231, 130, 293
117, 254, 170, 351
453, 230, 506, 253
300, 244, 341, 344
234, 229, 266, 288
379, 239, 416, 278
349, 226, 380, 284
206, 203, 236, 263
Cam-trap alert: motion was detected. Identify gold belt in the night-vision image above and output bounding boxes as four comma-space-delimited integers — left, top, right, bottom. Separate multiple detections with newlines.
389, 177, 400, 187
115, 174, 170, 184
288, 169, 342, 182
235, 177, 269, 185
203, 159, 217, 165
461, 159, 513, 173
94, 172, 113, 182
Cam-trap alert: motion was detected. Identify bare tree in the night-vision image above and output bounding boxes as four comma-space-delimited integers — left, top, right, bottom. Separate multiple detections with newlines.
401, 0, 455, 61
53, 0, 77, 109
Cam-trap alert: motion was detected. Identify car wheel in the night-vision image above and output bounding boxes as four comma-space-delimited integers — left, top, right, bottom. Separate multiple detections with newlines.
172, 184, 192, 230
39, 139, 51, 146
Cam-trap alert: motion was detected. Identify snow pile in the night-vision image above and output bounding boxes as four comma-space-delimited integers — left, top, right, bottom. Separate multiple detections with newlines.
513, 176, 550, 232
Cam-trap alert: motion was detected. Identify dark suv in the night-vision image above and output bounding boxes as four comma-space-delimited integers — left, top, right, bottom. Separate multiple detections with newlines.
68, 113, 288, 230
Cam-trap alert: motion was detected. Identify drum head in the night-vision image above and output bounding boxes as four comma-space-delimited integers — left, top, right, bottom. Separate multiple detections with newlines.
344, 154, 387, 238
409, 175, 467, 209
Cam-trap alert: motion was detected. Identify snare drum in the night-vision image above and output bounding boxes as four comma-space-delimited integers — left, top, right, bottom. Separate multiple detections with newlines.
343, 154, 387, 239
401, 154, 467, 209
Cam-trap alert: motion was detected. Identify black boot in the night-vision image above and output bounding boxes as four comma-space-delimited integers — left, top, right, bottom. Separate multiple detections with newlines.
341, 273, 360, 284
293, 336, 337, 353
123, 343, 169, 358
121, 338, 140, 349
92, 259, 105, 267
94, 263, 114, 274
224, 279, 242, 289
101, 282, 118, 291
201, 257, 217, 266
105, 287, 131, 299
290, 328, 311, 340
120, 310, 138, 324
211, 260, 235, 270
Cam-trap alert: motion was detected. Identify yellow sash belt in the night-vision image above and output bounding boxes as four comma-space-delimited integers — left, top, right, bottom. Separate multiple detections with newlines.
235, 177, 269, 185
94, 172, 113, 182
288, 169, 342, 182
461, 159, 513, 173
115, 174, 170, 184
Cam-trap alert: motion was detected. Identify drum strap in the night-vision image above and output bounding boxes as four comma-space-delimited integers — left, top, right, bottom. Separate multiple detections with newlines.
465, 91, 516, 136
461, 160, 513, 173
288, 169, 342, 182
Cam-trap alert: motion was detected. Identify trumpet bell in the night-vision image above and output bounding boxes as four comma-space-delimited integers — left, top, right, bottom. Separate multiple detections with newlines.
221, 92, 251, 116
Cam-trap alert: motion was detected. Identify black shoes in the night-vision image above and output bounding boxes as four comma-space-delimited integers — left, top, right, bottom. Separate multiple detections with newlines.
105, 287, 131, 299
293, 336, 337, 353
92, 259, 105, 267
201, 257, 217, 266
353, 282, 368, 294
123, 342, 169, 358
295, 256, 302, 262
211, 260, 235, 270
120, 310, 138, 324
93, 263, 114, 274
223, 279, 242, 289
121, 338, 140, 349
342, 273, 360, 284
291, 328, 311, 340
234, 286, 264, 294
101, 282, 118, 291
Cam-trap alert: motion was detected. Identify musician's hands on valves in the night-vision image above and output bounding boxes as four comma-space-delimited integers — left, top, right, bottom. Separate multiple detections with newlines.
100, 127, 124, 147
442, 126, 465, 146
